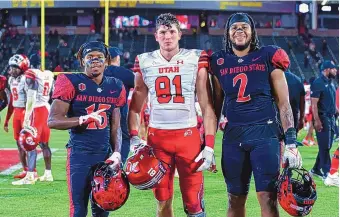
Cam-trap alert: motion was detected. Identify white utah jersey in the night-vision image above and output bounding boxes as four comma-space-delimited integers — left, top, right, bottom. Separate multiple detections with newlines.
25, 69, 54, 108
8, 75, 26, 108
135, 49, 208, 129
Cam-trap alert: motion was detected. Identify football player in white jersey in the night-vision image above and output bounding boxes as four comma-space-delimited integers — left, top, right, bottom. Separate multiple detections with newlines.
128, 13, 217, 217
3, 54, 34, 180
12, 68, 54, 185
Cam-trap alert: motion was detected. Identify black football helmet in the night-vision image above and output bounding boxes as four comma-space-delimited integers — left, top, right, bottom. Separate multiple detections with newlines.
277, 167, 317, 216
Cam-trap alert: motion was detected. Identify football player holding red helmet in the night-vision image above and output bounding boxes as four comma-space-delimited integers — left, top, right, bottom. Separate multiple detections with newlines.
277, 166, 317, 216
18, 126, 38, 151
91, 162, 130, 211
125, 144, 167, 190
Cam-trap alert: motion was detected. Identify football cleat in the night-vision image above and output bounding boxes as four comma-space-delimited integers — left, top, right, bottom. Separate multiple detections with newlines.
39, 174, 54, 182
324, 172, 339, 187
12, 172, 37, 185
13, 168, 27, 179
309, 169, 324, 179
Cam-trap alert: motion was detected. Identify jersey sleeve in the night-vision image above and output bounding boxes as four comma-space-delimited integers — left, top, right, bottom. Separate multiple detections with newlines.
133, 56, 142, 75
116, 82, 126, 107
52, 74, 75, 103
198, 50, 209, 71
24, 69, 37, 81
267, 46, 290, 73
310, 79, 323, 98
0, 75, 7, 91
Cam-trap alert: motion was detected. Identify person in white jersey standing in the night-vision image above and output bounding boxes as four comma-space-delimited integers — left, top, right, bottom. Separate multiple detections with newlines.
4, 54, 33, 180
10, 63, 54, 185
128, 13, 217, 217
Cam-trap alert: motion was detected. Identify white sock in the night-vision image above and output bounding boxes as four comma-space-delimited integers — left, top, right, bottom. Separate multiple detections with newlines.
44, 170, 52, 176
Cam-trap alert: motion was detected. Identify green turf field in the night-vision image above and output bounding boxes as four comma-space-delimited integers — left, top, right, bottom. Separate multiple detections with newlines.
0, 115, 338, 217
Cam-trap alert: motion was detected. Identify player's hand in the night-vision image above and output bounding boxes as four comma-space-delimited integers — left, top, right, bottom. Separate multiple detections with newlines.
314, 120, 323, 132
79, 109, 105, 126
105, 152, 121, 169
23, 118, 31, 129
3, 123, 8, 133
195, 146, 217, 173
283, 145, 302, 169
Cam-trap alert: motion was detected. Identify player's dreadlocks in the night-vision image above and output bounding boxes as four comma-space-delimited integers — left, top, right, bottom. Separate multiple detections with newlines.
223, 12, 260, 54
77, 41, 110, 67
156, 13, 180, 31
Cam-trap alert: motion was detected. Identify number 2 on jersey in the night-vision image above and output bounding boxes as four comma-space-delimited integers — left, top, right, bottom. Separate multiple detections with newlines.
155, 75, 184, 104
233, 73, 251, 102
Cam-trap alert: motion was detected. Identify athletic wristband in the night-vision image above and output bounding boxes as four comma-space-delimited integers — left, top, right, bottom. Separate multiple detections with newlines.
284, 127, 297, 147
205, 135, 215, 148
130, 130, 138, 137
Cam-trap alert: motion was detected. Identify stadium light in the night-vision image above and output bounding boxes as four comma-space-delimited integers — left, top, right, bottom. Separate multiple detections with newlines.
299, 3, 309, 13
321, 5, 332, 11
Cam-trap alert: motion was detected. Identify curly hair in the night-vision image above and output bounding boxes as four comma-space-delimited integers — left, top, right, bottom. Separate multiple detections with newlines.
223, 13, 260, 54
156, 13, 180, 31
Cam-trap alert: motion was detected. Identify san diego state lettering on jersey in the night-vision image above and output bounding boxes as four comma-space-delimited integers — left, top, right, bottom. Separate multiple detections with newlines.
25, 69, 54, 108
134, 49, 208, 129
8, 75, 26, 108
210, 45, 290, 127
52, 73, 126, 152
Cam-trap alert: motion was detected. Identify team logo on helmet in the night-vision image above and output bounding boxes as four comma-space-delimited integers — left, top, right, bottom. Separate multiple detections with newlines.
9, 54, 30, 72
18, 127, 38, 151
124, 144, 167, 190
90, 162, 130, 211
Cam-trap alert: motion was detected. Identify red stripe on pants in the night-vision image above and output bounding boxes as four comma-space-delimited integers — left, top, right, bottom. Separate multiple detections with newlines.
66, 148, 74, 217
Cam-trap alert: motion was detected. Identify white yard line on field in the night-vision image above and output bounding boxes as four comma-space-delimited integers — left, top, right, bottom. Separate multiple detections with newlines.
0, 148, 58, 176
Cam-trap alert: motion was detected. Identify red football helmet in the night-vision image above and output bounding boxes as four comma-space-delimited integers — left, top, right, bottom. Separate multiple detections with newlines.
91, 162, 130, 211
277, 167, 317, 216
18, 127, 38, 151
8, 54, 30, 72
124, 144, 167, 190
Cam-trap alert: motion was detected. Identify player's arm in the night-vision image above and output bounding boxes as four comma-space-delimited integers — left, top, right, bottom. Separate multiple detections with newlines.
271, 70, 294, 133
298, 82, 306, 132
195, 52, 217, 173
271, 69, 302, 168
107, 84, 126, 167
4, 93, 13, 132
211, 75, 224, 122
310, 80, 323, 132
196, 67, 217, 145
48, 100, 79, 130
48, 74, 80, 130
23, 70, 39, 127
311, 97, 322, 132
128, 72, 148, 136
